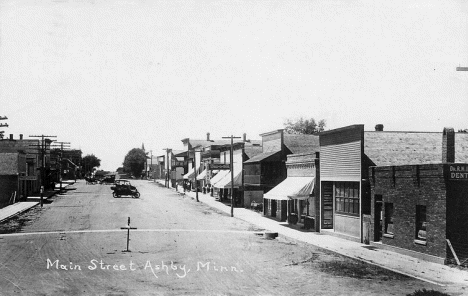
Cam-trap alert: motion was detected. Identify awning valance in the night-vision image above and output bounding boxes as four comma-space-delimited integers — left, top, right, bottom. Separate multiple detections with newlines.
183, 168, 195, 180
196, 169, 207, 180
264, 177, 315, 201
209, 170, 230, 185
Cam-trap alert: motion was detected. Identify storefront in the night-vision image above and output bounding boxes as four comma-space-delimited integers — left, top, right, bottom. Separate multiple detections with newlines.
264, 153, 318, 229
319, 125, 364, 241
213, 164, 243, 204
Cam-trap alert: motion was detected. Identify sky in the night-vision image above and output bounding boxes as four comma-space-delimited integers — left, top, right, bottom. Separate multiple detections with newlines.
1, 0, 468, 171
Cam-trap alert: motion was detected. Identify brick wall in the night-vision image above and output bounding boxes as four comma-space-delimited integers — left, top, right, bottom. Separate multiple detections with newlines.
0, 175, 19, 208
370, 164, 447, 259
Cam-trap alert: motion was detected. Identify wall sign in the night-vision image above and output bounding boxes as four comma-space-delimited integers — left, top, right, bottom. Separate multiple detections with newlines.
449, 165, 468, 180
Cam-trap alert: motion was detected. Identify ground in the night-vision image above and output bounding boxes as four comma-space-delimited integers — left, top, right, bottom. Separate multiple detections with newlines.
0, 180, 461, 296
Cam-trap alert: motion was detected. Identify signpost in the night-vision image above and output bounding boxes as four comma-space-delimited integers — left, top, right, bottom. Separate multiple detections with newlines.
120, 217, 137, 252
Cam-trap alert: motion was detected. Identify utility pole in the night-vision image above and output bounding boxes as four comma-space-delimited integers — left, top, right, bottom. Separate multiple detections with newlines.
149, 150, 153, 181
0, 116, 8, 139
192, 148, 202, 202
163, 148, 171, 188
52, 142, 70, 193
222, 135, 241, 217
29, 135, 57, 206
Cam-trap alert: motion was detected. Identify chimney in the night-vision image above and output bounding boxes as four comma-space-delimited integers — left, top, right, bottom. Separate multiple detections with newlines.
19, 134, 23, 140
207, 132, 210, 141
9, 134, 13, 140
442, 127, 455, 163
375, 124, 384, 131
243, 133, 247, 142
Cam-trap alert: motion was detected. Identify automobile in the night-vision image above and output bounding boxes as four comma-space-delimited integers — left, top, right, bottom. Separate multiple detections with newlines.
111, 179, 140, 198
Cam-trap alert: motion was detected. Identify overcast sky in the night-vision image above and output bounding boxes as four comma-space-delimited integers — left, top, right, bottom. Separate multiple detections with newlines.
1, 0, 468, 171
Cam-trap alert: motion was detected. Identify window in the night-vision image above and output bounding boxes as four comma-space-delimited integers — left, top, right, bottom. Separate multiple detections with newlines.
415, 205, 427, 242
384, 203, 394, 235
335, 182, 359, 215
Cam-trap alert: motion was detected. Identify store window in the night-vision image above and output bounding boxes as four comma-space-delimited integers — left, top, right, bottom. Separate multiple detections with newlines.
384, 203, 394, 236
415, 205, 427, 242
335, 182, 359, 215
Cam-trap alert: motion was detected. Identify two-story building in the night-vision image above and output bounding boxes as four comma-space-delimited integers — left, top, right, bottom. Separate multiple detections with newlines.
243, 129, 319, 221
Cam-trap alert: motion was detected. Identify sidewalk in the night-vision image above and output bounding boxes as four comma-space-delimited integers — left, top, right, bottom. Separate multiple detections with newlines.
154, 180, 468, 287
0, 182, 75, 223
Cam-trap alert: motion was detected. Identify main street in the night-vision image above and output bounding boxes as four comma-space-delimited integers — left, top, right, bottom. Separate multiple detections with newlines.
0, 180, 451, 295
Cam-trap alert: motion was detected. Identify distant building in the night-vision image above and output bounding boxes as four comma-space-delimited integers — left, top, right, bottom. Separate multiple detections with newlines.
0, 134, 43, 205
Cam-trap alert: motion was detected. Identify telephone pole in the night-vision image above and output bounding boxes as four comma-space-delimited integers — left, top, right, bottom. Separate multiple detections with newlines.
222, 135, 241, 217
29, 135, 57, 206
149, 150, 153, 181
163, 148, 171, 188
52, 141, 70, 193
191, 148, 202, 202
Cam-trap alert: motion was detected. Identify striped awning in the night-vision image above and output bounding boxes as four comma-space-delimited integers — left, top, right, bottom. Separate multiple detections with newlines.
183, 168, 195, 180
213, 170, 242, 189
264, 177, 315, 201
209, 170, 230, 185
196, 169, 207, 180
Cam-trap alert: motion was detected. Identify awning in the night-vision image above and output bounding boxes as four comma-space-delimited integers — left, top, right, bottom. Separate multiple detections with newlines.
213, 169, 242, 189
183, 168, 195, 180
209, 170, 230, 185
264, 177, 315, 200
196, 169, 207, 180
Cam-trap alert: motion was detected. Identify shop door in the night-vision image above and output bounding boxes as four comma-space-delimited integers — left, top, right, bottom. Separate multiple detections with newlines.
321, 182, 333, 229
271, 200, 277, 217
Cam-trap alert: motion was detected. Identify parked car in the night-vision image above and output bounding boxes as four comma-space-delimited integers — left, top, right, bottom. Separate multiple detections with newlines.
110, 179, 140, 198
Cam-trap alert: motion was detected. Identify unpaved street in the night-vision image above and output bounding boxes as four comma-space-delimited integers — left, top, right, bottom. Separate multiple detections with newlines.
0, 180, 454, 295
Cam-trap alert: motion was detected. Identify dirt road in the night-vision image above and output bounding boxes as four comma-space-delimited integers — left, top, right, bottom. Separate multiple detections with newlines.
0, 180, 455, 295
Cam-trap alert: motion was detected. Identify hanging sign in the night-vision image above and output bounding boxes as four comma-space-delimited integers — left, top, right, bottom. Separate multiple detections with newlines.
209, 164, 230, 170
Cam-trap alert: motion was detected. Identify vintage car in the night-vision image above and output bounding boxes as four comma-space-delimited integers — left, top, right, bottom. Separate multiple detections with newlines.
110, 179, 140, 198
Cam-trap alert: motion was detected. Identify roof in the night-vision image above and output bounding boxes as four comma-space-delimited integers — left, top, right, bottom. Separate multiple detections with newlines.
283, 134, 320, 154
364, 131, 468, 166
244, 145, 263, 159
172, 150, 186, 157
244, 151, 281, 164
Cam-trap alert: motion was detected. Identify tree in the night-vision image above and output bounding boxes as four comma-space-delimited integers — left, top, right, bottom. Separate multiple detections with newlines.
82, 154, 101, 175
283, 117, 326, 134
123, 148, 147, 178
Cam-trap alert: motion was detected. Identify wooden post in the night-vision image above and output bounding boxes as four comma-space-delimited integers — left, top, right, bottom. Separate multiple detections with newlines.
121, 217, 137, 252
447, 239, 460, 265
222, 135, 241, 217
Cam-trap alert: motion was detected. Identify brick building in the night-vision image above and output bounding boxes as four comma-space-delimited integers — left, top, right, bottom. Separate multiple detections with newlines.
319, 125, 468, 243
0, 152, 27, 208
369, 128, 468, 264
0, 134, 42, 207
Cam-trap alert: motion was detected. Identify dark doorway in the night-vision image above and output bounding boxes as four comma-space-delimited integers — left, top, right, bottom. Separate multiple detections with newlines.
271, 200, 277, 217
374, 195, 383, 242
